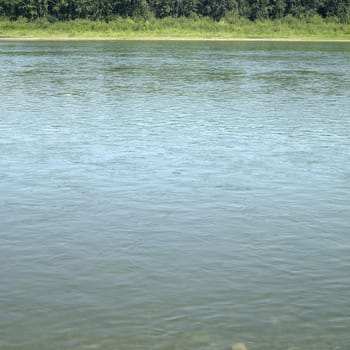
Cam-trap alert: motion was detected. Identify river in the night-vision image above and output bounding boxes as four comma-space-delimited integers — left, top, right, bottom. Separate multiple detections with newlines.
0, 40, 350, 349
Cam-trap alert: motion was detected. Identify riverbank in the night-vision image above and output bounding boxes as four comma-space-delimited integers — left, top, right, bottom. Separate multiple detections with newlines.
2, 36, 350, 41
1, 16, 350, 41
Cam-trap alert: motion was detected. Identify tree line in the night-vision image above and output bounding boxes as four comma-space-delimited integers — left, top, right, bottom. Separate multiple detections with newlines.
0, 0, 349, 22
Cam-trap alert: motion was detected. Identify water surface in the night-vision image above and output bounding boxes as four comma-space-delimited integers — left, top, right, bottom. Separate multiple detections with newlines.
0, 41, 350, 350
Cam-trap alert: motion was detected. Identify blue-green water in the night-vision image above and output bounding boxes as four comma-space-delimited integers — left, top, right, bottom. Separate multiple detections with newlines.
0, 41, 350, 350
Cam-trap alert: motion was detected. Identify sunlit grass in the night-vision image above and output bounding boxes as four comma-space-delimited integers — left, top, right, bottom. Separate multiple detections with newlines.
0, 16, 349, 40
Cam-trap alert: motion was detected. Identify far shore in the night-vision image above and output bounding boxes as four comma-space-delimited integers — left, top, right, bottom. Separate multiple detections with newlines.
1, 17, 350, 42
1, 35, 350, 42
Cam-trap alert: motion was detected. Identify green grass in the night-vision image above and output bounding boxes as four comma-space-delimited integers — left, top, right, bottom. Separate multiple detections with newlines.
0, 16, 349, 40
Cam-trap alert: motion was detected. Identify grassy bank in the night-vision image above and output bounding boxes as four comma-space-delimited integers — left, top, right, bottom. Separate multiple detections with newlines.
0, 16, 350, 40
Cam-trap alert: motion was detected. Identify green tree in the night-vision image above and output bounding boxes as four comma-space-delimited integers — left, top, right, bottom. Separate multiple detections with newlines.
198, 0, 236, 20
0, 0, 22, 18
19, 0, 48, 19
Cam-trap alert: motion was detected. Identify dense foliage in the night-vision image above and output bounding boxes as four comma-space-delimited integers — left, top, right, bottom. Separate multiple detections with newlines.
0, 0, 349, 22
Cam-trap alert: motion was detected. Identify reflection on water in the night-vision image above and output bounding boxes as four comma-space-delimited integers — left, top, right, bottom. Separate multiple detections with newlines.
0, 41, 350, 350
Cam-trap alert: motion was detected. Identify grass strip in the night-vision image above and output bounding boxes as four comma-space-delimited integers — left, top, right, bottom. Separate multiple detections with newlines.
0, 16, 349, 40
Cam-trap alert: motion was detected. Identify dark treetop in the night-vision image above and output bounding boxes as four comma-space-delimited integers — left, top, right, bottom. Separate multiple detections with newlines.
0, 0, 349, 22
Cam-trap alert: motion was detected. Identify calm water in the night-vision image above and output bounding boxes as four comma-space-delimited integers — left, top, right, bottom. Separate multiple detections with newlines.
0, 41, 350, 350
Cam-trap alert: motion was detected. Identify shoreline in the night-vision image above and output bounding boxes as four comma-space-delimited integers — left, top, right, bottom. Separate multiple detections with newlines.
1, 17, 349, 42
1, 35, 350, 42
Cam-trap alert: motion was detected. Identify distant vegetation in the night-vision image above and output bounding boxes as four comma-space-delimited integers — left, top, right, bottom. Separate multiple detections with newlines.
0, 0, 349, 23
0, 15, 349, 40
0, 0, 349, 40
